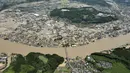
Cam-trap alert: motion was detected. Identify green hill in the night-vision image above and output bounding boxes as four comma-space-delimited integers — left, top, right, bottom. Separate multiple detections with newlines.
3, 53, 64, 73
85, 47, 130, 73
50, 7, 118, 24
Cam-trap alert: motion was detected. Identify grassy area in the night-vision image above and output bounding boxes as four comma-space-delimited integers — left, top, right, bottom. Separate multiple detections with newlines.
54, 67, 71, 73
3, 66, 15, 73
38, 56, 48, 64
91, 55, 116, 63
20, 65, 35, 73
90, 48, 130, 73
103, 62, 130, 73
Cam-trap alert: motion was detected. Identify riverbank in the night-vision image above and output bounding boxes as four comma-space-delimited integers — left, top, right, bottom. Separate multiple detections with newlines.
0, 33, 130, 58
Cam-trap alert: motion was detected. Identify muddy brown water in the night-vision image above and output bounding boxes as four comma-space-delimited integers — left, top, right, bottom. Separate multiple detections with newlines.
0, 34, 130, 58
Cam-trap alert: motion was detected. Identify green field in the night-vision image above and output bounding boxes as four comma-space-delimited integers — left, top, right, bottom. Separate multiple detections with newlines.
38, 56, 48, 64
91, 55, 115, 63
4, 66, 15, 73
89, 48, 130, 73
103, 63, 130, 73
54, 67, 71, 73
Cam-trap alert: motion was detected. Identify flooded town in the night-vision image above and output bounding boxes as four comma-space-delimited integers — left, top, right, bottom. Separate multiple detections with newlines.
0, 0, 130, 73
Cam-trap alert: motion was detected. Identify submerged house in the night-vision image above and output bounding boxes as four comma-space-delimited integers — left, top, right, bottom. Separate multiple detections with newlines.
0, 57, 7, 63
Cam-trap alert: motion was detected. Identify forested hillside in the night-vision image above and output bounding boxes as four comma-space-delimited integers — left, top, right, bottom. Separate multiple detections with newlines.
50, 7, 118, 24
3, 53, 64, 73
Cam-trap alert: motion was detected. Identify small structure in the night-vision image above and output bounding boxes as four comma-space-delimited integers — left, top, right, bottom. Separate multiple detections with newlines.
32, 13, 39, 17
0, 53, 7, 63
61, 9, 70, 12
0, 57, 7, 63
0, 53, 8, 70
97, 13, 104, 17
